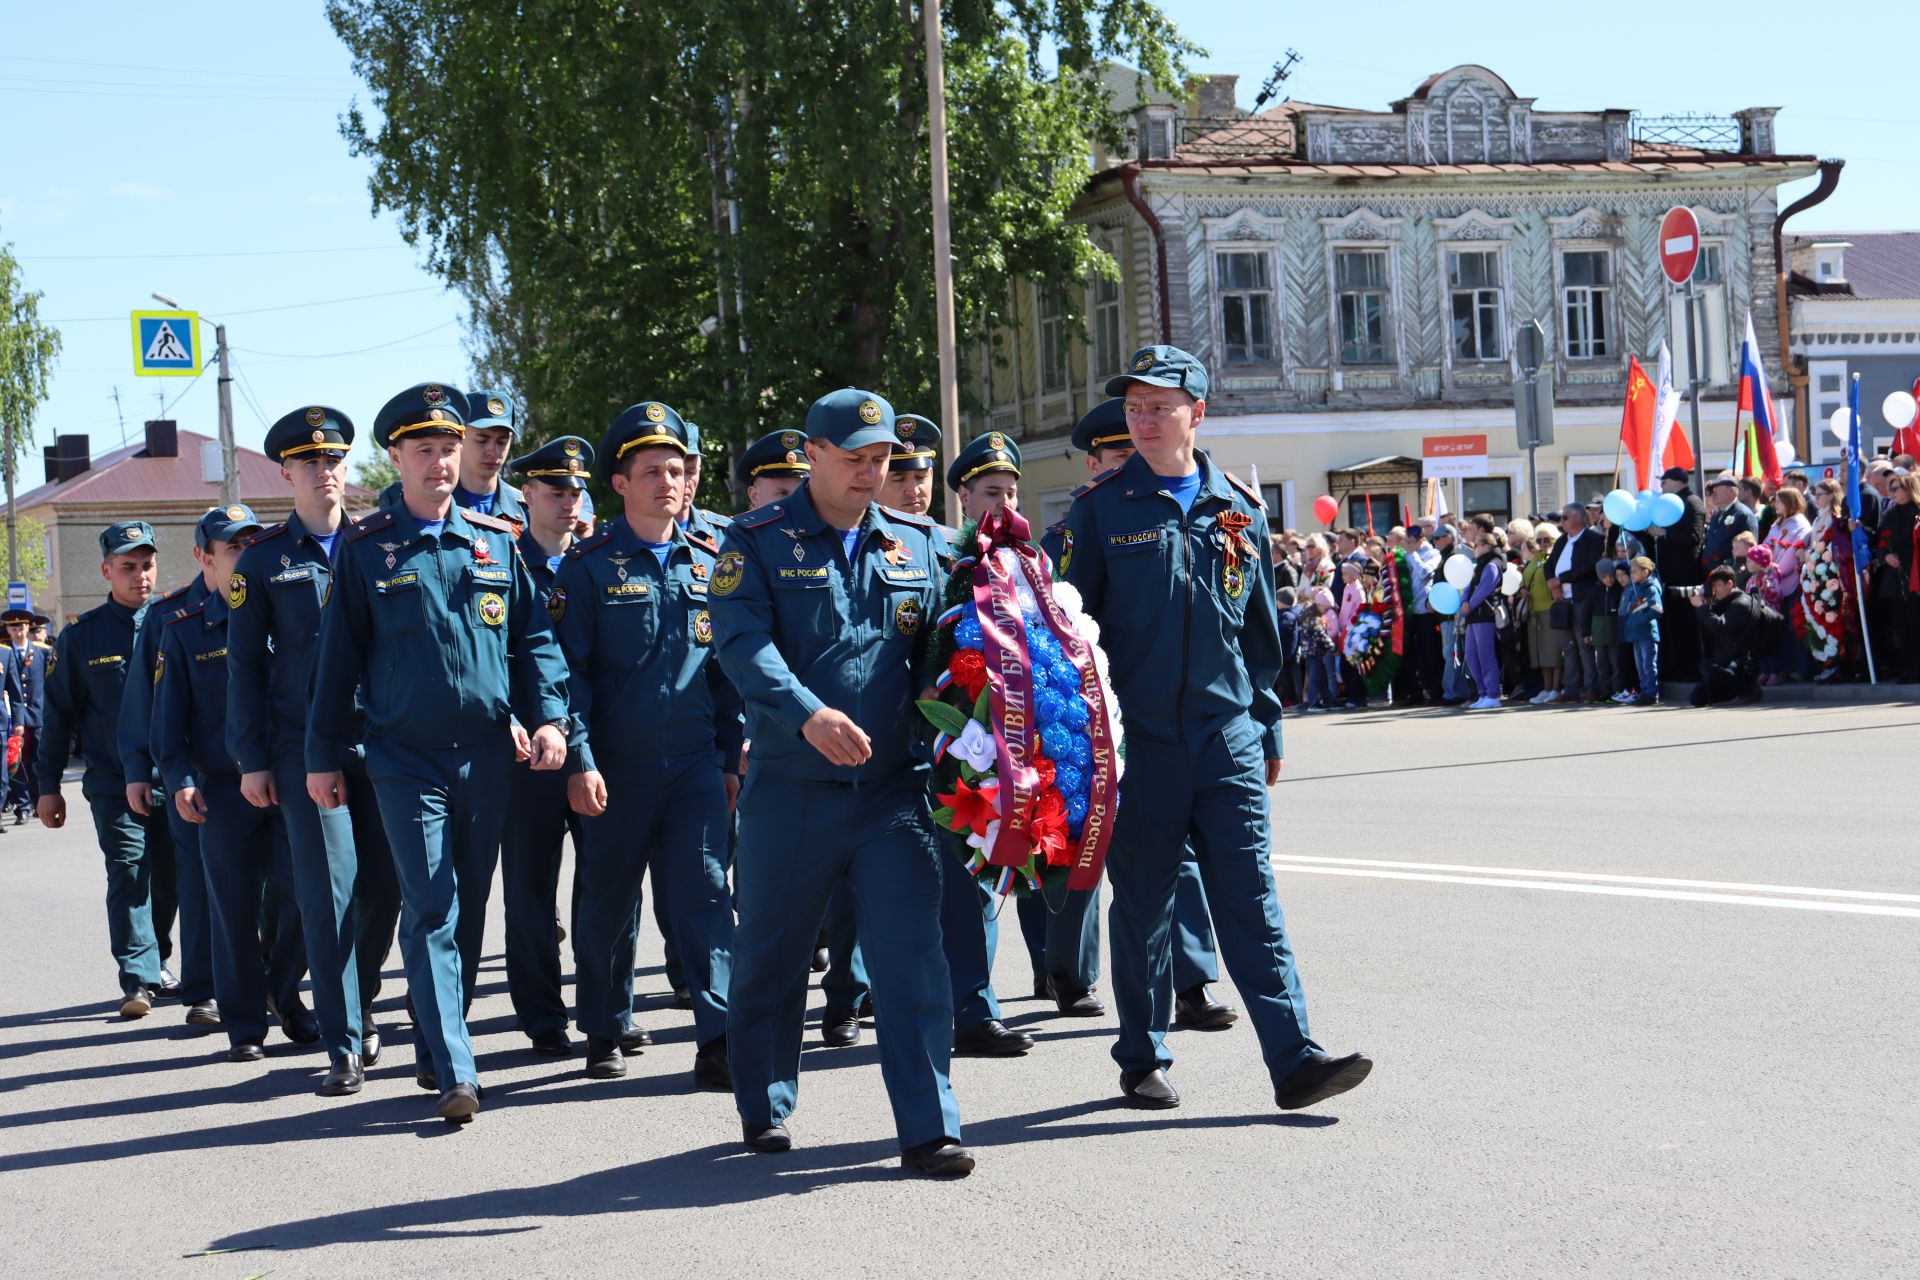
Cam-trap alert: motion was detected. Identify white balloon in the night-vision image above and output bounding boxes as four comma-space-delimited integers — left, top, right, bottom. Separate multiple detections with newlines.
1884, 390, 1918, 432
1775, 439, 1797, 467
1829, 406, 1854, 444
1443, 554, 1474, 590
1500, 564, 1522, 596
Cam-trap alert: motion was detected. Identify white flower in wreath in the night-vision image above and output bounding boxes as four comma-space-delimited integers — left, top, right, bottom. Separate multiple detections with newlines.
966, 818, 1002, 854
952, 719, 998, 771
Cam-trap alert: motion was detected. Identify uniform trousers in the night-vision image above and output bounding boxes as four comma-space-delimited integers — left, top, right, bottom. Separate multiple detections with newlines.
729, 769, 960, 1150
1014, 864, 1218, 994
84, 793, 172, 990
160, 789, 215, 1003
1106, 718, 1320, 1084
198, 774, 306, 1047
274, 746, 401, 1058
819, 886, 870, 1018
364, 736, 509, 1089
502, 761, 585, 1041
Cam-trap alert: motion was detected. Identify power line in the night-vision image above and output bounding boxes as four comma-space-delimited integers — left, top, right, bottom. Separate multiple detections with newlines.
232, 319, 459, 360
52, 285, 445, 324
21, 245, 410, 262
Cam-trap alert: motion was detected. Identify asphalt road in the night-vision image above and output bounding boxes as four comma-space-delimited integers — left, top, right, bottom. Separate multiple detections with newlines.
3, 698, 1917, 1279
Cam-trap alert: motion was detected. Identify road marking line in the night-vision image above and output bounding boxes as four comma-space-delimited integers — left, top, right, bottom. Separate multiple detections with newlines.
1268, 864, 1920, 918
1269, 854, 1920, 903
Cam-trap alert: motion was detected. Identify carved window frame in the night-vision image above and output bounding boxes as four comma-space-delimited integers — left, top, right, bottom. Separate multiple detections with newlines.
1086, 225, 1127, 386
1320, 209, 1405, 373
1201, 208, 1287, 374
1432, 211, 1517, 386
1549, 209, 1624, 369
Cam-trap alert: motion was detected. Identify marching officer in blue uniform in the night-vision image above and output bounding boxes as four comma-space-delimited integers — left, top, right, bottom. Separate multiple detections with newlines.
308, 381, 572, 1122
1061, 346, 1372, 1113
37, 521, 180, 1017
3, 606, 41, 822
497, 433, 598, 1059
228, 406, 404, 1095
559, 403, 741, 1087
153, 504, 315, 1064
930, 430, 1035, 1057
377, 388, 528, 530
1035, 399, 1236, 1028
712, 388, 972, 1176
118, 534, 231, 1032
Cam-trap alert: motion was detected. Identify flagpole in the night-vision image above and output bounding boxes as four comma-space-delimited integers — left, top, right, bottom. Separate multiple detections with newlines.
1846, 371, 1878, 684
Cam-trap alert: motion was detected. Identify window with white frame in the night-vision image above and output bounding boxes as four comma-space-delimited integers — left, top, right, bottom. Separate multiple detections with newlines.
1808, 358, 1848, 462
1335, 249, 1391, 364
1090, 269, 1123, 380
1037, 285, 1067, 392
1560, 249, 1613, 360
1447, 250, 1504, 362
1216, 250, 1276, 365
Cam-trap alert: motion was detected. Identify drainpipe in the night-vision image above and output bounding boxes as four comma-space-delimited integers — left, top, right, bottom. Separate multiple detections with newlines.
1120, 164, 1172, 344
1772, 158, 1844, 460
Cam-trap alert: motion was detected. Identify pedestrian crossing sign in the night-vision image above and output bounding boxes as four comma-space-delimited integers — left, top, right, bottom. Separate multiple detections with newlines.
131, 310, 202, 377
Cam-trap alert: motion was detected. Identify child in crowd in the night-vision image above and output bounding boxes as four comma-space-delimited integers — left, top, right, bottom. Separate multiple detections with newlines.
1275, 586, 1303, 706
1617, 555, 1664, 706
1594, 560, 1627, 699
1297, 587, 1340, 713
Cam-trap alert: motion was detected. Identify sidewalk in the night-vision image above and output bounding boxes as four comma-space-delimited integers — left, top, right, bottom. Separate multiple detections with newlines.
1664, 679, 1920, 705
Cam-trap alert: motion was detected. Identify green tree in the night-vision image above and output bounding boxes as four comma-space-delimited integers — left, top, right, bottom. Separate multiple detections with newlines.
327, 0, 1194, 499
6, 512, 53, 601
350, 450, 398, 503
0, 242, 62, 584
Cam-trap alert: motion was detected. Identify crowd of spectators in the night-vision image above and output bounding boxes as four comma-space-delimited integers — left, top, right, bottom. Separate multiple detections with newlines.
1267, 454, 1920, 712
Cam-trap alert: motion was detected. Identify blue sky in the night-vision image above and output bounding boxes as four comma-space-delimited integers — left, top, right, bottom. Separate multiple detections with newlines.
2, 2, 1907, 470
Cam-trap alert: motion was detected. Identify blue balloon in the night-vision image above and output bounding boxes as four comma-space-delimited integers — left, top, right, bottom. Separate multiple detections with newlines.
1621, 490, 1655, 532
1652, 492, 1686, 528
1428, 581, 1462, 614
1602, 488, 1637, 527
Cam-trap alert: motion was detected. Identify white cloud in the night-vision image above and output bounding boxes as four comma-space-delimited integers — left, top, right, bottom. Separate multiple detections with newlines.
110, 182, 175, 202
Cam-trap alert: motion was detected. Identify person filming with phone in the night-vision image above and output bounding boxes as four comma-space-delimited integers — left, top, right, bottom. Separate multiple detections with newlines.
1688, 565, 1765, 707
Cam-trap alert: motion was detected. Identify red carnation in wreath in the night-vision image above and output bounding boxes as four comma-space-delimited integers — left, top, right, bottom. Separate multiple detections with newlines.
947, 648, 989, 701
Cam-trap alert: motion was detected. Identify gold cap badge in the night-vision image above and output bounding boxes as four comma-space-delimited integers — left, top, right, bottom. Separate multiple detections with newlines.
858, 400, 882, 425
304, 407, 326, 427
644, 403, 666, 423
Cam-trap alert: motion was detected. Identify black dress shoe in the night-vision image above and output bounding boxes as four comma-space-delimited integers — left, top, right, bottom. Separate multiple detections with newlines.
1175, 984, 1239, 1030
618, 1026, 652, 1054
530, 1029, 574, 1057
1119, 1067, 1180, 1109
953, 1019, 1034, 1057
361, 1018, 382, 1066
119, 984, 153, 1019
436, 1082, 479, 1123
415, 1067, 440, 1093
1273, 1050, 1373, 1110
280, 1000, 321, 1045
555, 915, 566, 945
810, 946, 830, 973
585, 1036, 627, 1078
820, 1014, 860, 1047
183, 1000, 220, 1027
228, 1040, 266, 1063
1033, 973, 1050, 1000
1046, 975, 1106, 1018
693, 1036, 731, 1090
743, 1122, 791, 1153
900, 1139, 975, 1177
156, 967, 182, 1000
320, 1052, 364, 1096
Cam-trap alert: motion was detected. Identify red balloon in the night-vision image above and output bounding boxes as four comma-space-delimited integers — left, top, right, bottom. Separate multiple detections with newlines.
1313, 495, 1338, 524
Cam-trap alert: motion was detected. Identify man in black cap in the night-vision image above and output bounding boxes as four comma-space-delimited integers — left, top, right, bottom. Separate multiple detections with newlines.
499, 434, 598, 1059
3, 606, 43, 823
737, 429, 811, 512
39, 521, 180, 1017
228, 406, 401, 1093
1649, 465, 1709, 680
1702, 473, 1756, 570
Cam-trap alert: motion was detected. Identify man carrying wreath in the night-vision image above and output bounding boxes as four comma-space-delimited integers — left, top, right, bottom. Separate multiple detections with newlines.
1060, 345, 1374, 1113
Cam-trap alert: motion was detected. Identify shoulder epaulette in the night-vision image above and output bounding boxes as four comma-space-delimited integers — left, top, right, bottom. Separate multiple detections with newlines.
878, 504, 936, 530
166, 599, 209, 625
566, 527, 616, 558
464, 511, 515, 534
1221, 468, 1265, 509
685, 531, 720, 557
346, 509, 396, 541
698, 507, 734, 527
242, 522, 288, 548
1070, 465, 1123, 500
734, 503, 788, 530
157, 581, 195, 605
1045, 520, 1066, 539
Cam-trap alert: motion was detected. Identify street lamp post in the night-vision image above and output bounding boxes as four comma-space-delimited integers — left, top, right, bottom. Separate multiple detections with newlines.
151, 291, 237, 504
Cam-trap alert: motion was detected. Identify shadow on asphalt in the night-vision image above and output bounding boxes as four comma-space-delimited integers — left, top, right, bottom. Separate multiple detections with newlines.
183, 1100, 1337, 1252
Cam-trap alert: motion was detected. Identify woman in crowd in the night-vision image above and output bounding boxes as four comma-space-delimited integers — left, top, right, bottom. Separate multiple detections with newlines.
1460, 515, 1506, 710
1875, 471, 1920, 681
1522, 529, 1567, 704
1758, 486, 1812, 684
1300, 534, 1335, 597
1799, 478, 1856, 682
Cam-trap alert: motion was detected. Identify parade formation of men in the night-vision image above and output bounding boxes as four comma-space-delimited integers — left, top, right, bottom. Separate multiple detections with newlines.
26, 344, 1371, 1175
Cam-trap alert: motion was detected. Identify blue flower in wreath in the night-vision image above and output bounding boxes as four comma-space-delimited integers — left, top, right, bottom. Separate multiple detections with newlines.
955, 615, 983, 651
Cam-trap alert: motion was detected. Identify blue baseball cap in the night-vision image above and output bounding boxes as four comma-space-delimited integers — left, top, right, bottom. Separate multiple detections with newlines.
465, 389, 518, 435
683, 420, 702, 454
1105, 344, 1209, 401
805, 388, 897, 452
195, 503, 264, 551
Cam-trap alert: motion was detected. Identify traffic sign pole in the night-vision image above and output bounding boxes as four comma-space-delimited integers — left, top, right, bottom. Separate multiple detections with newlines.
1514, 319, 1547, 513
214, 323, 237, 505
1658, 207, 1707, 494
1683, 280, 1706, 494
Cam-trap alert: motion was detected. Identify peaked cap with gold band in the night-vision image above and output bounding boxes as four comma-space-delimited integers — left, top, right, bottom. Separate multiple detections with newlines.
265, 404, 354, 463
372, 381, 468, 448
946, 429, 1022, 492
734, 428, 812, 485
1069, 397, 1130, 455
510, 435, 595, 490
889, 413, 942, 474
597, 401, 689, 482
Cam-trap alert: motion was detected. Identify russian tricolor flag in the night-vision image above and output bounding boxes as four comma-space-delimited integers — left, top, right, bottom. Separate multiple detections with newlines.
1733, 312, 1783, 485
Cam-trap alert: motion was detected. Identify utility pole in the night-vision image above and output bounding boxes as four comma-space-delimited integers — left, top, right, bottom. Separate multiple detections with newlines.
923, 0, 961, 526
3, 416, 14, 586
214, 323, 237, 505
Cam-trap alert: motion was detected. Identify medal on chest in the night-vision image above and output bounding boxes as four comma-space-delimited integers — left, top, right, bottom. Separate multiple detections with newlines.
377, 540, 400, 571
473, 535, 493, 564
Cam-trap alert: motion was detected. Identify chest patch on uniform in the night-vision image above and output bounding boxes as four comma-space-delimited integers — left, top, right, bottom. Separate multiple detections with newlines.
194, 647, 228, 663
88, 653, 124, 667
228, 573, 248, 609
1108, 529, 1161, 549
469, 565, 512, 584
693, 609, 713, 645
477, 592, 507, 626
269, 565, 314, 585
777, 566, 830, 582
604, 582, 651, 598
547, 587, 567, 623
713, 551, 744, 596
1058, 528, 1075, 576
879, 566, 929, 583
895, 597, 923, 636
375, 572, 419, 592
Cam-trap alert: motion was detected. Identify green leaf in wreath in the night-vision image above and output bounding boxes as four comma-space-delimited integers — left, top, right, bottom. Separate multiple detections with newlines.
973, 684, 992, 722
917, 698, 972, 739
